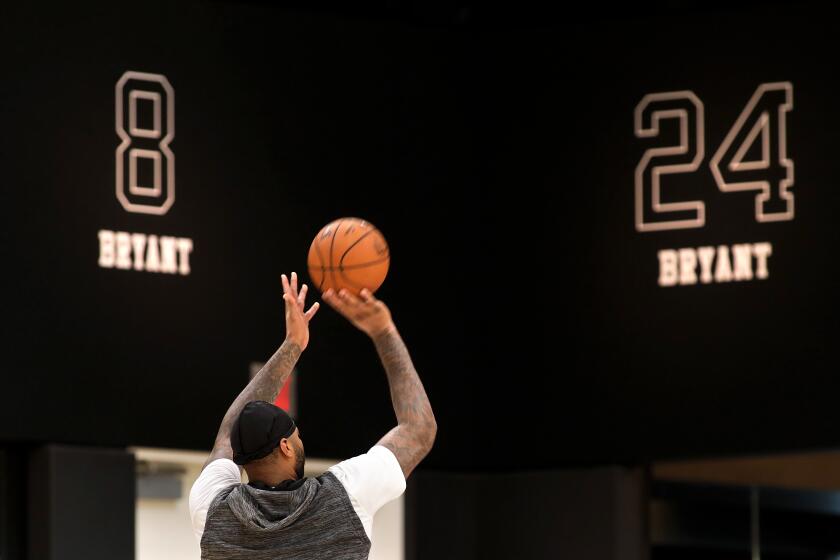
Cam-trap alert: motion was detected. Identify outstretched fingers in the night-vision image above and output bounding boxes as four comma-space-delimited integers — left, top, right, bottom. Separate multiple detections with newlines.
322, 288, 336, 304
305, 301, 320, 320
290, 271, 299, 296
322, 288, 342, 310
337, 289, 362, 307
298, 284, 308, 308
323, 288, 376, 320
297, 283, 319, 320
323, 288, 356, 316
288, 272, 300, 302
282, 272, 303, 302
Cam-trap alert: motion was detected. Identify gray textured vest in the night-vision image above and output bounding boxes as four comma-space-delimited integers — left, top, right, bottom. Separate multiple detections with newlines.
200, 472, 371, 560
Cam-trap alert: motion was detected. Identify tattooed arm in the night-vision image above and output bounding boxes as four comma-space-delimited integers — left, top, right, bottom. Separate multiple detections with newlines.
371, 325, 437, 477
202, 340, 302, 470
323, 288, 436, 478
203, 272, 320, 470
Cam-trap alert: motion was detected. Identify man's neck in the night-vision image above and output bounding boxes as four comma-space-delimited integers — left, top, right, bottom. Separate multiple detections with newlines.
249, 477, 303, 491
246, 467, 297, 487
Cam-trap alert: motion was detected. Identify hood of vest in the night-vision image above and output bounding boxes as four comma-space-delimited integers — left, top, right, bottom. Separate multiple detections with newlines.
224, 477, 320, 531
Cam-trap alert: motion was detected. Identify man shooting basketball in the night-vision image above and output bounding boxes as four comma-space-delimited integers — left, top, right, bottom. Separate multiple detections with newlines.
189, 272, 436, 559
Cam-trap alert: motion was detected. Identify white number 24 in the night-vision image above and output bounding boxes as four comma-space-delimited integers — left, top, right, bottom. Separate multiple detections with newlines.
634, 82, 793, 232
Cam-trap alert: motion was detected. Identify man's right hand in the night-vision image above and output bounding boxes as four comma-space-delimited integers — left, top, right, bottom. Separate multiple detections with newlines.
323, 288, 394, 338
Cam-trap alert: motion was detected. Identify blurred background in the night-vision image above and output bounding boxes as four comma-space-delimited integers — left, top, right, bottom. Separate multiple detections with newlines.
2, 1, 840, 558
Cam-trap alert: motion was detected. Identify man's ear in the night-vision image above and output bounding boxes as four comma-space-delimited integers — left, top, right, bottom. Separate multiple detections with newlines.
279, 438, 293, 458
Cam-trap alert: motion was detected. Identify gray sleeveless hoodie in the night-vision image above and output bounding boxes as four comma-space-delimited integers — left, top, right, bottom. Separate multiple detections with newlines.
200, 472, 371, 559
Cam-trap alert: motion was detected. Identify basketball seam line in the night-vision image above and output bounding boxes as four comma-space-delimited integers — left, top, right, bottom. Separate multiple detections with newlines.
314, 231, 328, 291
328, 220, 343, 291
339, 228, 381, 266
309, 255, 390, 271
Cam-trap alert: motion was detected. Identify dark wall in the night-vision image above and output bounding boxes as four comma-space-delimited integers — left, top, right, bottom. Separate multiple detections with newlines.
27, 445, 135, 560
1, 2, 838, 470
0, 448, 28, 560
405, 468, 647, 560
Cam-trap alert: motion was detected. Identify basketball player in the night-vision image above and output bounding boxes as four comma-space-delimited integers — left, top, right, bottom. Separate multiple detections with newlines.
188, 272, 437, 559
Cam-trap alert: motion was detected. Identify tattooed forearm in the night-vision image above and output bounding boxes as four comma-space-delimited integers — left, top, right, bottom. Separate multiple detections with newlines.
204, 340, 301, 467
373, 328, 436, 478
244, 340, 302, 405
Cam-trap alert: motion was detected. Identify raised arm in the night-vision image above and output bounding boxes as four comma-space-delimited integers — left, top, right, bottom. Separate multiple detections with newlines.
203, 272, 319, 470
323, 288, 436, 478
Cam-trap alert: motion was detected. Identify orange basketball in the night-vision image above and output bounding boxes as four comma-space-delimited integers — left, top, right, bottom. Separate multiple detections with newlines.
307, 218, 390, 295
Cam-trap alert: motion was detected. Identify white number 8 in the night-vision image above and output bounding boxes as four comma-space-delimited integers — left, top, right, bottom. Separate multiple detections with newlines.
115, 71, 175, 215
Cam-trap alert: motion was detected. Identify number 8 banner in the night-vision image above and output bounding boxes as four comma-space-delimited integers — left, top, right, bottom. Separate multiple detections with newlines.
115, 71, 175, 215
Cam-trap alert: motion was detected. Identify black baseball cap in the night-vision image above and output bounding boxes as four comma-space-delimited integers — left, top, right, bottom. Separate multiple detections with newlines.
231, 401, 297, 465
